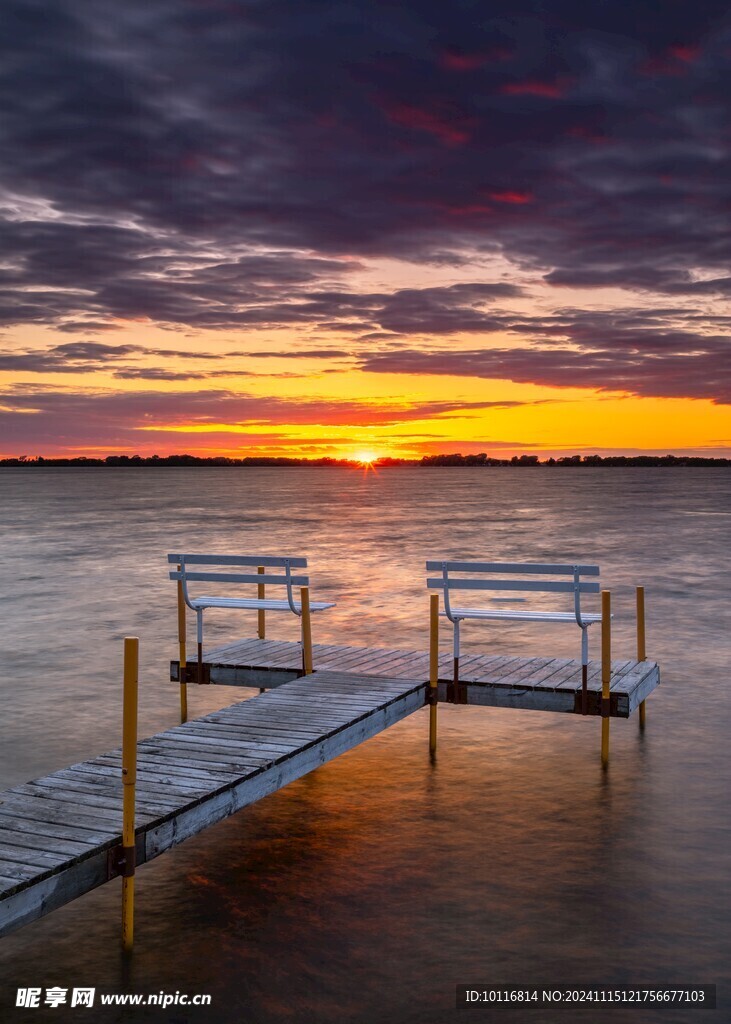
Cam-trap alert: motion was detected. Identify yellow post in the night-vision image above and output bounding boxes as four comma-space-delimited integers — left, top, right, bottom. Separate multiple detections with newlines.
301, 586, 313, 675
637, 586, 647, 730
121, 636, 139, 953
177, 566, 188, 724
257, 565, 266, 640
601, 591, 611, 769
429, 594, 439, 755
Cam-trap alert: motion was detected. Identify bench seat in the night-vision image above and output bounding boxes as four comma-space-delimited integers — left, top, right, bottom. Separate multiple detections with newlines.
191, 596, 335, 613
442, 608, 602, 624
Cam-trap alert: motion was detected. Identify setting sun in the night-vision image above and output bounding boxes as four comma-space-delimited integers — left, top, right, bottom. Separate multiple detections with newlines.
354, 450, 378, 465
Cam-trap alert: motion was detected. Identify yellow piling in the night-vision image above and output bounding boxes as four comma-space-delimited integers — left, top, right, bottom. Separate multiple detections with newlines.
637, 586, 647, 729
257, 565, 266, 639
121, 637, 139, 952
177, 565, 187, 724
601, 591, 611, 768
301, 586, 313, 675
429, 594, 439, 755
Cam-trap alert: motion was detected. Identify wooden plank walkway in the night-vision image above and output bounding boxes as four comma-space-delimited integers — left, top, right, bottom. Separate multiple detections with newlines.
0, 671, 424, 938
172, 638, 659, 717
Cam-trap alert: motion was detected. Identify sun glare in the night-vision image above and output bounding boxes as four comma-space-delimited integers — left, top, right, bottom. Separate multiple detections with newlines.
354, 450, 378, 465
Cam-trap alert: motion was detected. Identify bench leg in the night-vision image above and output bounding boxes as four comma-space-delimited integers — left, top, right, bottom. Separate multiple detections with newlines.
429, 594, 439, 758
581, 626, 588, 715
301, 586, 313, 675
196, 608, 205, 685
452, 619, 462, 703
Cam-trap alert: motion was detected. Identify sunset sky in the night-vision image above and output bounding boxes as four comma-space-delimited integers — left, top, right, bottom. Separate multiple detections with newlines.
1, 0, 730, 459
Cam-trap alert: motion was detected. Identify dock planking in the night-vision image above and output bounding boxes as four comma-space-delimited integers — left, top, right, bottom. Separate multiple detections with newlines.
0, 671, 424, 937
1, 634, 660, 940
171, 637, 659, 717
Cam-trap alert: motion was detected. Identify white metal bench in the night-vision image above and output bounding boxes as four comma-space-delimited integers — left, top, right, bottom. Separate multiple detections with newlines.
168, 554, 335, 695
426, 560, 602, 706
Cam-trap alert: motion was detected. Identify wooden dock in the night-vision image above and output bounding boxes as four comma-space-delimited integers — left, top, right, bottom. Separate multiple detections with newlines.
0, 638, 659, 940
172, 638, 659, 718
0, 671, 424, 937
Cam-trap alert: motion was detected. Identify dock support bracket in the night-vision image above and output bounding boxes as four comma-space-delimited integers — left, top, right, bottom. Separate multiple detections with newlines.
107, 844, 136, 881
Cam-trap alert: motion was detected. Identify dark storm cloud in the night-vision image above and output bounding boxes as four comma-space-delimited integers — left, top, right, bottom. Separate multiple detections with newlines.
0, 0, 730, 398
352, 305, 731, 404
359, 333, 731, 403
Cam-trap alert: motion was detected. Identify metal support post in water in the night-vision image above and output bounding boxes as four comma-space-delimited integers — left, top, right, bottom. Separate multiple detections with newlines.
257, 565, 266, 639
429, 594, 439, 755
301, 586, 313, 675
121, 637, 138, 952
637, 586, 647, 730
601, 591, 611, 768
177, 565, 188, 723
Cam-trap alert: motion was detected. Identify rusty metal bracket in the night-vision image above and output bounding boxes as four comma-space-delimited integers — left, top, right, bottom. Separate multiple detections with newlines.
178, 662, 211, 685
573, 692, 620, 716
445, 681, 467, 704
107, 844, 136, 880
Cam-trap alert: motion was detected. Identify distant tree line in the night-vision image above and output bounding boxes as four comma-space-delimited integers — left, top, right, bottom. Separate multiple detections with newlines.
1, 452, 729, 468
419, 453, 731, 467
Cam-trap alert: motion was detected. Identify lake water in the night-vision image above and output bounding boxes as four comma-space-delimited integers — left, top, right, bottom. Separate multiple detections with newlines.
0, 467, 729, 1023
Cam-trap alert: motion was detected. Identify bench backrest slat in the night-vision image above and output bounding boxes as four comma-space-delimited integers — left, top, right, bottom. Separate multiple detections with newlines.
427, 578, 600, 594
168, 553, 308, 568
425, 560, 599, 575
169, 552, 312, 617
170, 570, 309, 587
427, 558, 601, 627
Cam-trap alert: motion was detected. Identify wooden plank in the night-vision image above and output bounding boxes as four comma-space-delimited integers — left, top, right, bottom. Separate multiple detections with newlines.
17, 780, 177, 816
209, 667, 298, 688
483, 656, 558, 688
443, 682, 576, 714
46, 768, 209, 804
68, 760, 230, 794
0, 811, 115, 846
133, 735, 274, 766
465, 654, 526, 679
0, 859, 41, 881
464, 655, 537, 685
0, 829, 94, 858
92, 753, 243, 785
0, 848, 122, 930
148, 732, 292, 761
314, 646, 403, 674
0, 842, 72, 870
137, 738, 272, 769
626, 665, 660, 713
0, 791, 131, 829
197, 716, 324, 742
174, 725, 302, 753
